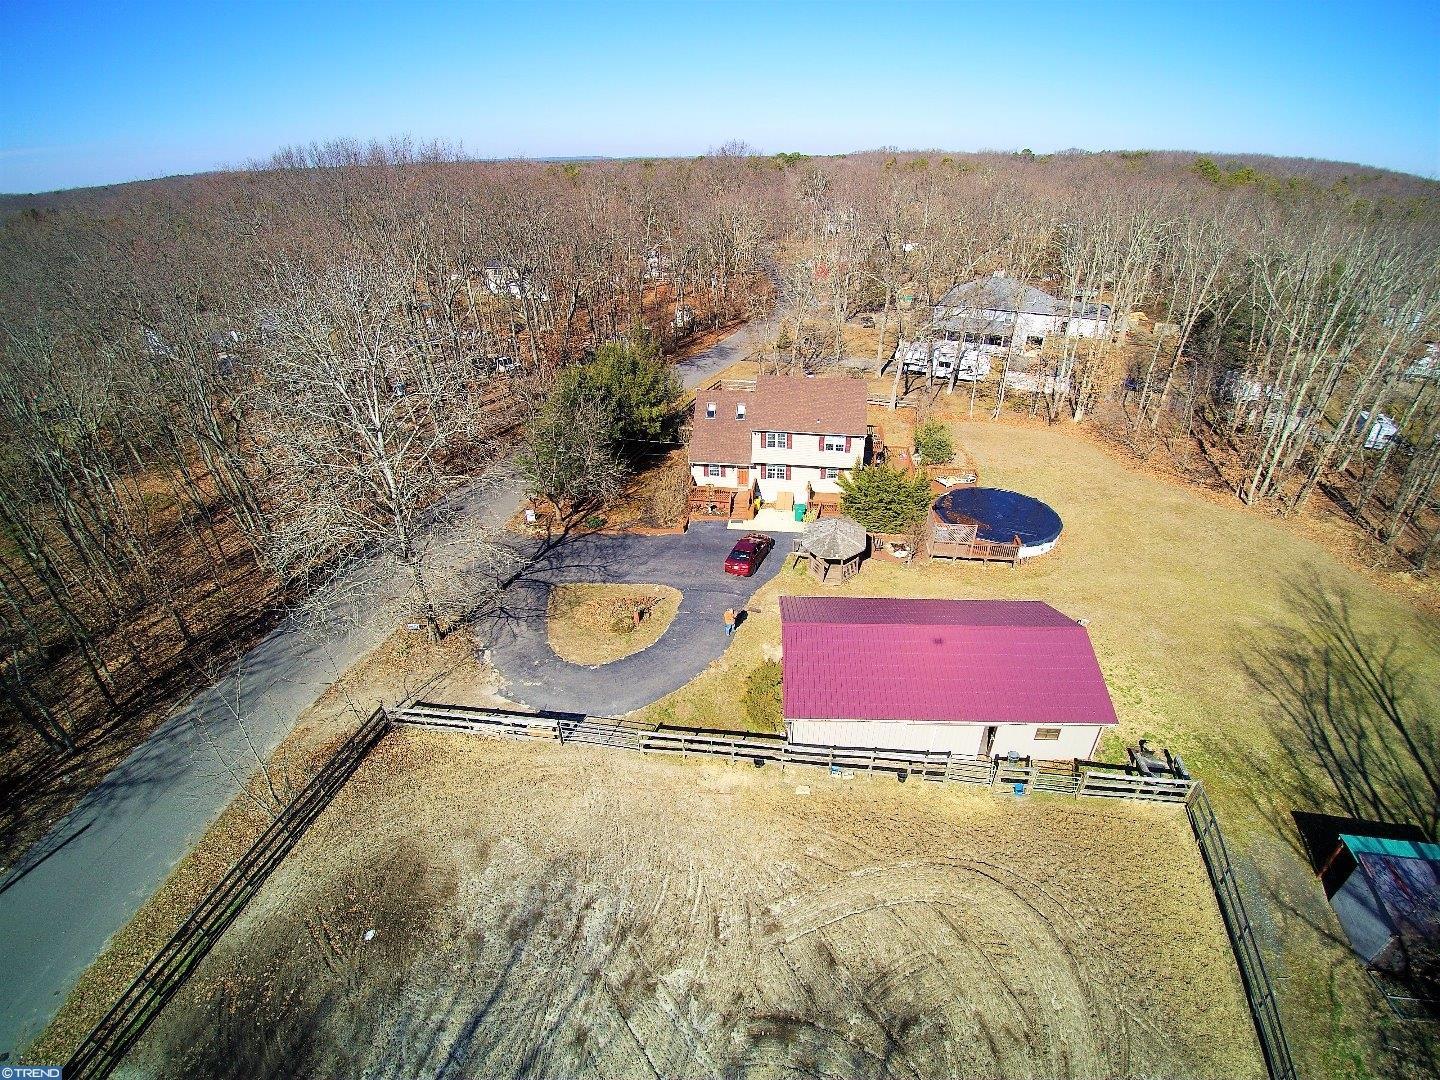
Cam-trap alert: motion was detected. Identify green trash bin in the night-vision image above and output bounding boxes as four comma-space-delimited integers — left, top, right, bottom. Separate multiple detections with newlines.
793, 503, 807, 521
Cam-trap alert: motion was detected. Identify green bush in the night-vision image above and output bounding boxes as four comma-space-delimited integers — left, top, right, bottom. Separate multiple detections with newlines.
838, 464, 933, 533
743, 660, 784, 733
519, 328, 680, 512
914, 419, 954, 464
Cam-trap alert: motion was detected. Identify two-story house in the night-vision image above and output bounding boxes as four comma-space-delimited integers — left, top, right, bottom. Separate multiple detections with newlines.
930, 272, 1111, 354
689, 375, 869, 504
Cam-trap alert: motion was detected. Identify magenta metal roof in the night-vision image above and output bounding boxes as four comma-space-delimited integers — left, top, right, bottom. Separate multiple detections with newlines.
780, 597, 1119, 726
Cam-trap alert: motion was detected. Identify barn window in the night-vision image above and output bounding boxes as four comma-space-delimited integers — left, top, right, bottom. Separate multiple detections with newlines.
705, 401, 716, 419
1035, 727, 1061, 741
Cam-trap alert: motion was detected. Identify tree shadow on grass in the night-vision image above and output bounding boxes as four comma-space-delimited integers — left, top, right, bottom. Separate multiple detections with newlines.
1240, 575, 1438, 840
1233, 573, 1440, 1074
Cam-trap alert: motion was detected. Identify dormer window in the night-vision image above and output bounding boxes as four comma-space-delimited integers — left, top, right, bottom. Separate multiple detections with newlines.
705, 401, 716, 419
736, 402, 746, 420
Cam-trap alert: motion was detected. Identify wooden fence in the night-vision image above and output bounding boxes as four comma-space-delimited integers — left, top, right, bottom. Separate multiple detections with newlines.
1186, 784, 1299, 1080
64, 707, 392, 1080
404, 703, 1293, 1079
395, 702, 1191, 803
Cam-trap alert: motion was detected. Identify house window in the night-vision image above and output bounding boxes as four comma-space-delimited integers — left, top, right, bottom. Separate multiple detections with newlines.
763, 431, 786, 449
705, 401, 716, 419
765, 464, 787, 480
1035, 727, 1061, 741
706, 464, 724, 478
1026, 335, 1044, 348
736, 402, 746, 419
821, 467, 841, 479
822, 435, 847, 453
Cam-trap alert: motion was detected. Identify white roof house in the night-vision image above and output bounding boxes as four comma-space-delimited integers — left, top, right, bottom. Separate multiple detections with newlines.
931, 273, 1112, 354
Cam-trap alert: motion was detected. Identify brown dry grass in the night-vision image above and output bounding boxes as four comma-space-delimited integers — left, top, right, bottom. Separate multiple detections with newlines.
118, 729, 1265, 1080
23, 629, 502, 1065
639, 417, 1440, 1080
598, 448, 691, 531
546, 583, 682, 666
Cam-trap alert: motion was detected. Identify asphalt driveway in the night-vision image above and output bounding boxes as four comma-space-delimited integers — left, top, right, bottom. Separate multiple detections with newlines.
482, 524, 786, 715
0, 321, 774, 1061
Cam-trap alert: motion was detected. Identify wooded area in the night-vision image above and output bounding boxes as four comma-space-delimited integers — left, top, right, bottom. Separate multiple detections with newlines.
1, 141, 1436, 864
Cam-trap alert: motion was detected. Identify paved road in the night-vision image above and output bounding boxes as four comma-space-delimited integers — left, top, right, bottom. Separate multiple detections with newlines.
485, 526, 785, 715
0, 320, 764, 1060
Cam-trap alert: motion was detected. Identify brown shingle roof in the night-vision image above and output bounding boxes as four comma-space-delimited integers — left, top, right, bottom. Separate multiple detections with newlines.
688, 389, 754, 464
750, 375, 868, 436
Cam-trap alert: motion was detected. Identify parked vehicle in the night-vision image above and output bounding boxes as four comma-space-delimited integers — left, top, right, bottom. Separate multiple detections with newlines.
724, 533, 774, 577
895, 340, 990, 382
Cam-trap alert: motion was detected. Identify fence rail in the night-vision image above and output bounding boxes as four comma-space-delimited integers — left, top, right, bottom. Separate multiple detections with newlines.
65, 706, 393, 1080
395, 702, 1191, 803
1187, 784, 1299, 1080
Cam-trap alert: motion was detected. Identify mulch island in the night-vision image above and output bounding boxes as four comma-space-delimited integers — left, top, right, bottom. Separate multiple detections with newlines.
546, 584, 682, 666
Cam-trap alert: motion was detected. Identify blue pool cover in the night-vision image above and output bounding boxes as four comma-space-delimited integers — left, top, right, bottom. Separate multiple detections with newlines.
932, 487, 1063, 547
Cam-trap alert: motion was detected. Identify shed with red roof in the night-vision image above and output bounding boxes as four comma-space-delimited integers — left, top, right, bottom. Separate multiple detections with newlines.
780, 596, 1117, 759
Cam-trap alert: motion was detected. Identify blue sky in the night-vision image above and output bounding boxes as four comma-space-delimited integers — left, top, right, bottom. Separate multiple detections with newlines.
1, 0, 1436, 193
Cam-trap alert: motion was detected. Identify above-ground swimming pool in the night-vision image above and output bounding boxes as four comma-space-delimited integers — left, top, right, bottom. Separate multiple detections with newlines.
932, 487, 1063, 558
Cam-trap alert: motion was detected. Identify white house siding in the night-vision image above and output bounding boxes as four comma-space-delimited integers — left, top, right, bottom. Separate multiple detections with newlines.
1064, 316, 1108, 339
750, 432, 864, 470
990, 724, 1102, 761
1014, 311, 1060, 348
689, 463, 747, 487
786, 718, 1103, 760
756, 465, 852, 502
787, 719, 985, 755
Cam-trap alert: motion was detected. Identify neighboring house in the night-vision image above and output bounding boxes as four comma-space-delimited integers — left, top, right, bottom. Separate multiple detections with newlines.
688, 376, 869, 503
1404, 343, 1438, 382
1358, 411, 1400, 450
780, 596, 1118, 759
481, 260, 549, 302
931, 272, 1111, 354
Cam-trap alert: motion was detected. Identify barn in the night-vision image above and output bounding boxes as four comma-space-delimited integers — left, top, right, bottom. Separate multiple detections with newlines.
780, 597, 1117, 759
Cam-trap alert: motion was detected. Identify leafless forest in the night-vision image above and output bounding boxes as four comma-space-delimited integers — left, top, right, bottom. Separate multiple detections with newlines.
1, 141, 1437, 861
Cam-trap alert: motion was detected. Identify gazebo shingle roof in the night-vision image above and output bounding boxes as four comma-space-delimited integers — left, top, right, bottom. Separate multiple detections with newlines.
797, 517, 867, 561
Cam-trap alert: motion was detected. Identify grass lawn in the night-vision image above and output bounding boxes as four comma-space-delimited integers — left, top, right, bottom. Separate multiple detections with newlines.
546, 583, 681, 666
638, 416, 1440, 1080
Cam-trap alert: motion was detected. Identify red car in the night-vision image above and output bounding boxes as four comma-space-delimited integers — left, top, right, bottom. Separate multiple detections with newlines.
724, 533, 774, 577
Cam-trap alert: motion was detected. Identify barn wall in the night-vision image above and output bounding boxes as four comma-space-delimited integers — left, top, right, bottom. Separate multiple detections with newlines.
786, 719, 985, 755
991, 724, 1103, 761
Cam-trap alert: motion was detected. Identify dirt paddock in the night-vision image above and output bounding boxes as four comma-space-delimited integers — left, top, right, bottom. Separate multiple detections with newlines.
120, 730, 1265, 1079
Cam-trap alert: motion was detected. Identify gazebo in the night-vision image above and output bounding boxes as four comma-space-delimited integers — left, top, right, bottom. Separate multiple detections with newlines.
793, 517, 868, 585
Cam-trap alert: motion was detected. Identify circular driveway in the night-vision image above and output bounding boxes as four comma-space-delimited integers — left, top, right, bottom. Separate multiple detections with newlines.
482, 524, 787, 715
